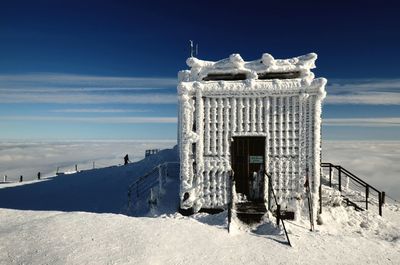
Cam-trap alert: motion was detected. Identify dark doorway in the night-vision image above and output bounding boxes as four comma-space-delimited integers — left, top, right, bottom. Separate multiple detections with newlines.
231, 137, 266, 202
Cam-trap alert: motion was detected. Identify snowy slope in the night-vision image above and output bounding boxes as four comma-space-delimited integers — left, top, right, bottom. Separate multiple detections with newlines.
0, 146, 399, 265
0, 146, 178, 214
0, 206, 399, 265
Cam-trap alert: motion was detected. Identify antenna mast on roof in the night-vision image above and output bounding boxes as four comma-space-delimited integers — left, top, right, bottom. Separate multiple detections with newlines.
189, 40, 199, 57
189, 40, 194, 57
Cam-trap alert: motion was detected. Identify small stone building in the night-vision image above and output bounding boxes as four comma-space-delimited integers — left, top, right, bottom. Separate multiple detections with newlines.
177, 52, 326, 220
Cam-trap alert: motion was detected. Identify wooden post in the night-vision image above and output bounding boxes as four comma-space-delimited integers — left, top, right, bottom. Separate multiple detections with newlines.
329, 164, 332, 187
379, 192, 383, 216
338, 167, 342, 192
276, 204, 281, 226
365, 185, 369, 210
381, 192, 386, 205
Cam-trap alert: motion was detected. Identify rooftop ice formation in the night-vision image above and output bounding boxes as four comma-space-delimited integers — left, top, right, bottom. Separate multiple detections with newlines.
183, 53, 318, 82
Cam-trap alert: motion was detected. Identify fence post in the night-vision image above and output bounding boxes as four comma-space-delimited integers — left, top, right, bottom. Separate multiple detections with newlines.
276, 204, 281, 226
379, 192, 383, 216
319, 184, 322, 214
329, 164, 332, 187
338, 167, 342, 192
381, 192, 386, 205
365, 185, 369, 210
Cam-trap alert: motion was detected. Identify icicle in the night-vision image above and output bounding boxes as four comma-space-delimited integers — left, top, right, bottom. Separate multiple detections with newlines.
224, 99, 231, 158
211, 98, 217, 155
291, 96, 297, 195
211, 162, 217, 206
257, 98, 263, 132
204, 98, 211, 155
285, 97, 290, 157
251, 97, 257, 133
218, 98, 224, 157
238, 98, 243, 133
244, 98, 250, 132
204, 160, 211, 206
231, 98, 237, 133
292, 96, 297, 157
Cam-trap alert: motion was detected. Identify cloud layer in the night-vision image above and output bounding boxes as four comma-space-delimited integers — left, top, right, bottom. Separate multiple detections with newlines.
0, 73, 177, 104
326, 78, 400, 105
0, 140, 177, 181
1, 140, 398, 201
322, 140, 400, 200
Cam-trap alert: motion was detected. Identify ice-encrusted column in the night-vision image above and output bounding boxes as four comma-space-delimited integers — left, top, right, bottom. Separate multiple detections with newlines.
217, 98, 224, 157
257, 98, 263, 132
238, 98, 244, 133
244, 98, 250, 132
313, 83, 326, 220
195, 89, 205, 207
231, 98, 237, 133
211, 98, 217, 155
264, 96, 270, 204
271, 96, 277, 202
251, 98, 257, 133
204, 98, 211, 155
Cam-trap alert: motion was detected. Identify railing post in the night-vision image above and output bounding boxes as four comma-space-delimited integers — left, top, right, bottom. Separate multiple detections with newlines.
379, 192, 383, 216
329, 164, 332, 187
319, 184, 322, 214
276, 204, 281, 226
338, 167, 342, 192
365, 185, 369, 210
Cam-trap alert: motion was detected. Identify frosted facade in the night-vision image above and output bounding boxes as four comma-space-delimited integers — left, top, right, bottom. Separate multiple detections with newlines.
178, 53, 326, 220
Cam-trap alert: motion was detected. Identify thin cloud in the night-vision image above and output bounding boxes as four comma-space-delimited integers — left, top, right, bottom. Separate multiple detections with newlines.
0, 92, 177, 104
0, 73, 177, 104
325, 78, 400, 105
51, 108, 152, 113
324, 117, 400, 127
0, 116, 178, 124
0, 73, 177, 88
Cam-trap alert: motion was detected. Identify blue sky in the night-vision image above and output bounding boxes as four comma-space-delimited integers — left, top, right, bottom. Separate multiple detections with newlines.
0, 0, 399, 140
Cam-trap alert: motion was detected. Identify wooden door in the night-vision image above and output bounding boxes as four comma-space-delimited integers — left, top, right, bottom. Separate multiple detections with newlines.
231, 137, 265, 202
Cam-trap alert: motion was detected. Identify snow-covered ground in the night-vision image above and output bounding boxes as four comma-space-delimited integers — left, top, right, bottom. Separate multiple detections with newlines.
0, 145, 399, 264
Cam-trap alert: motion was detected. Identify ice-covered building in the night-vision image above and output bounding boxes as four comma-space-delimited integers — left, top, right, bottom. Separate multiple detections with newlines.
177, 52, 326, 220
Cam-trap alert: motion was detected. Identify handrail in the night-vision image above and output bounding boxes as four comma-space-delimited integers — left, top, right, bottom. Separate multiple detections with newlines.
127, 161, 179, 214
265, 172, 292, 247
321, 162, 384, 216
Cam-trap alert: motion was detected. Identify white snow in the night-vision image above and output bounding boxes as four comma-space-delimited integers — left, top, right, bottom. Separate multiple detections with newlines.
0, 146, 399, 264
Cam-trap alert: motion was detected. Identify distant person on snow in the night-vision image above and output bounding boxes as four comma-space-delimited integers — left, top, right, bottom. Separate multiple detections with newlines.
124, 154, 130, 165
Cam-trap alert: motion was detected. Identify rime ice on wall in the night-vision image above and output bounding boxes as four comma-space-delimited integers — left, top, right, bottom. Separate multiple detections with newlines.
178, 53, 326, 221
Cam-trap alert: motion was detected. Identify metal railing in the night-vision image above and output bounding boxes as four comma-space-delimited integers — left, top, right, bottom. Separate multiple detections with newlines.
321, 163, 385, 216
126, 162, 179, 214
